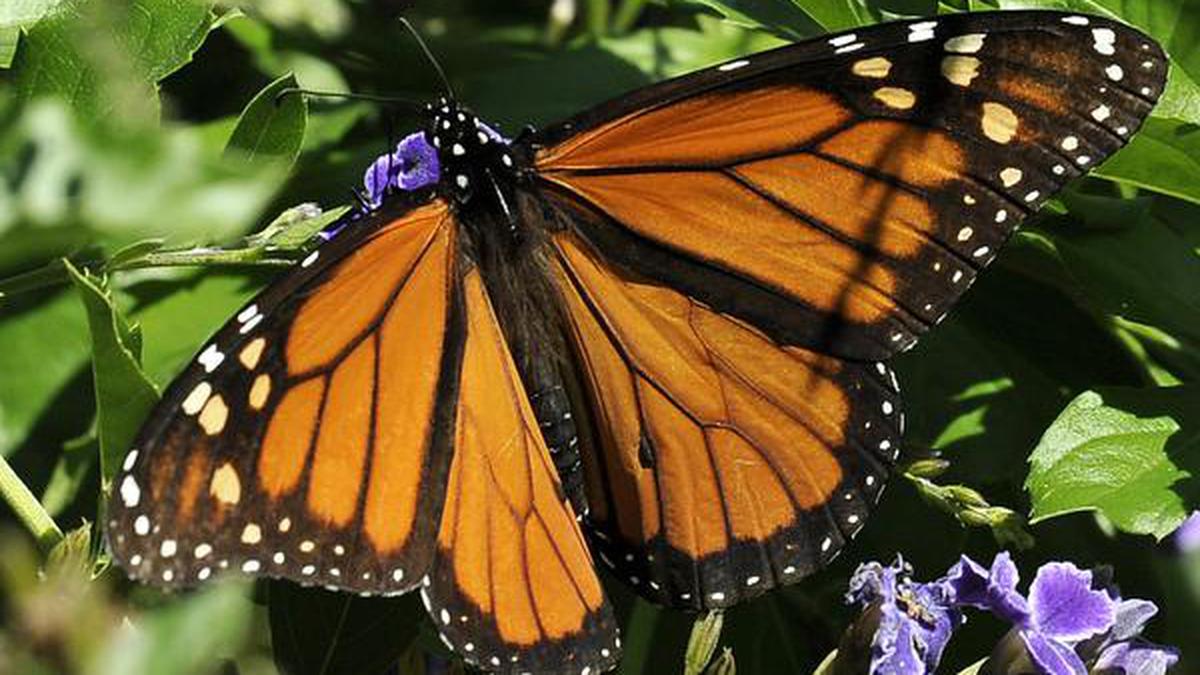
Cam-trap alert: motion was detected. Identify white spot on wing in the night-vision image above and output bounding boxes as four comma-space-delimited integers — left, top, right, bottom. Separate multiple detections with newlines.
1092, 28, 1117, 55
120, 476, 140, 507
198, 344, 224, 373
718, 59, 750, 72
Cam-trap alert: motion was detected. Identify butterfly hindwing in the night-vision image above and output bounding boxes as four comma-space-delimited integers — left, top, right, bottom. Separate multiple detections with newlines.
547, 217, 902, 610
530, 10, 1166, 362
421, 269, 619, 674
107, 198, 461, 592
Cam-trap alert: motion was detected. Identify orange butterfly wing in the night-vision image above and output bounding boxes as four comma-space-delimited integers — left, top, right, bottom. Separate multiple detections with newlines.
525, 11, 1165, 608
422, 270, 618, 673
533, 12, 1166, 361
108, 199, 459, 591
106, 198, 618, 672
549, 222, 899, 609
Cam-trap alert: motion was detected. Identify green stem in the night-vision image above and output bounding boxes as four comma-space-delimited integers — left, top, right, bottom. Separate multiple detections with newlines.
0, 247, 293, 300
109, 246, 293, 271
0, 453, 63, 553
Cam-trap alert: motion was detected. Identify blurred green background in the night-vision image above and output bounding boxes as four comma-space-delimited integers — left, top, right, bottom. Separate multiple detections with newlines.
1, 0, 1198, 673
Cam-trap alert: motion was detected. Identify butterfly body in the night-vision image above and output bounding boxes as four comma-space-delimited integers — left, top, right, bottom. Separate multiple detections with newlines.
106, 11, 1166, 674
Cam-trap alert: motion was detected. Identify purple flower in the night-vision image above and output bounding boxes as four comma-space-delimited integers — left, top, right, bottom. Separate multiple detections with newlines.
846, 558, 963, 674
948, 553, 1115, 675
1078, 598, 1180, 675
361, 131, 440, 208
1174, 511, 1200, 553
946, 553, 1183, 674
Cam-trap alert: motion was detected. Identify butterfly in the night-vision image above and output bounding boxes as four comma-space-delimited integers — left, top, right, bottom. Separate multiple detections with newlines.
105, 10, 1165, 674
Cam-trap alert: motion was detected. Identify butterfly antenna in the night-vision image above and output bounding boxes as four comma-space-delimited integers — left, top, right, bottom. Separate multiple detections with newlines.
274, 88, 426, 112
399, 17, 455, 99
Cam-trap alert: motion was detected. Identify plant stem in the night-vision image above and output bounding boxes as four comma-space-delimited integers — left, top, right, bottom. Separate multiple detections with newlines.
0, 453, 63, 553
110, 246, 293, 271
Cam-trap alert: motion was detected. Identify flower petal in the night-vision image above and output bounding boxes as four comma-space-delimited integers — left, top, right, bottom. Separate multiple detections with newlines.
1021, 630, 1088, 675
849, 561, 899, 607
1174, 511, 1200, 554
1094, 639, 1180, 675
944, 555, 991, 608
873, 614, 925, 675
394, 132, 440, 191
362, 153, 396, 207
1028, 562, 1115, 642
988, 552, 1031, 625
1109, 599, 1160, 643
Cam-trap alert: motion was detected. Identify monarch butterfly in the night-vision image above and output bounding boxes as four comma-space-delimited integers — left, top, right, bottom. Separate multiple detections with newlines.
106, 10, 1165, 674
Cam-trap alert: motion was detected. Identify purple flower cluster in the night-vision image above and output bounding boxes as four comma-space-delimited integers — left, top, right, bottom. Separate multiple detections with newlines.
844, 553, 1178, 675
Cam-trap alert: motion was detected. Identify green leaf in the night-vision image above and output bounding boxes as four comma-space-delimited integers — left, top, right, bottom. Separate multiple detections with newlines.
1027, 387, 1200, 539
40, 429, 97, 516
1093, 118, 1200, 206
91, 580, 255, 675
0, 26, 19, 67
267, 582, 422, 675
65, 260, 158, 484
0, 288, 91, 458
0, 0, 63, 68
224, 73, 308, 170
10, 0, 216, 123
245, 203, 351, 250
680, 0, 828, 37
0, 100, 284, 251
1049, 207, 1200, 347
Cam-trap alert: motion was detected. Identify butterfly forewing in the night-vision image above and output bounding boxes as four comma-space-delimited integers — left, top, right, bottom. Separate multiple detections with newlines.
107, 198, 462, 593
532, 11, 1166, 362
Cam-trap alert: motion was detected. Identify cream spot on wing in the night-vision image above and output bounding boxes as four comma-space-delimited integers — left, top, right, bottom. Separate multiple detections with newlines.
242, 523, 262, 544
852, 57, 892, 78
981, 102, 1018, 144
874, 87, 916, 110
182, 382, 212, 416
1091, 104, 1111, 122
945, 33, 985, 54
941, 56, 980, 87
1061, 135, 1080, 151
248, 374, 271, 410
198, 394, 228, 436
239, 337, 266, 369
210, 462, 241, 505
1000, 167, 1023, 187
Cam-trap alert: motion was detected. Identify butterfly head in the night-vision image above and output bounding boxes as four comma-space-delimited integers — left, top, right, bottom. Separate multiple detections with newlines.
426, 97, 517, 204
